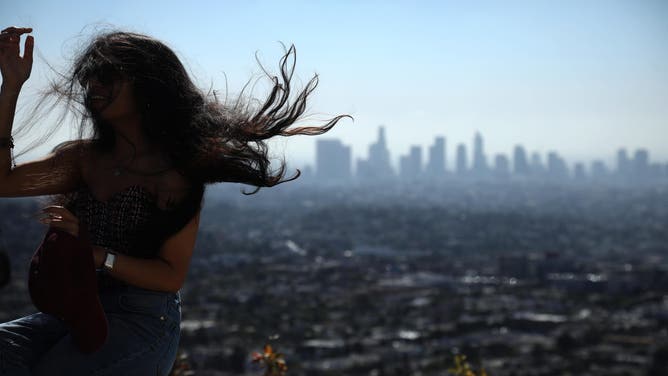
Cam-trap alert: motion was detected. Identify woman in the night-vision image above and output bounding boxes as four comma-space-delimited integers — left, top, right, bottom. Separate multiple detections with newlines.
0, 26, 346, 375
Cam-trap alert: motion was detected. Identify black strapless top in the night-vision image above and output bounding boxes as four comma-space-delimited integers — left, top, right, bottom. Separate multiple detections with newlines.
67, 184, 162, 257
65, 183, 204, 259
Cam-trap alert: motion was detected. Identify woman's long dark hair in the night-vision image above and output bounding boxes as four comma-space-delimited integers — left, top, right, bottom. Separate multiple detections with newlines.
15, 30, 349, 194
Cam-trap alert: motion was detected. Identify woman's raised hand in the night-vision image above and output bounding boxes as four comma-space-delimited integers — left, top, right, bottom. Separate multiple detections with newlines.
0, 27, 34, 91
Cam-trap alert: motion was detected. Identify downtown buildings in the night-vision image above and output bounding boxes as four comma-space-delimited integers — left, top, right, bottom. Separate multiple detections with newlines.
314, 126, 667, 185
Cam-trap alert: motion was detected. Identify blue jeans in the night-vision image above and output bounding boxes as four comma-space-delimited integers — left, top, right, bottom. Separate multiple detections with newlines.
0, 285, 181, 375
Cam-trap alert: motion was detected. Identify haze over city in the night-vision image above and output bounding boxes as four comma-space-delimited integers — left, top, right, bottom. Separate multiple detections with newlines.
2, 0, 667, 167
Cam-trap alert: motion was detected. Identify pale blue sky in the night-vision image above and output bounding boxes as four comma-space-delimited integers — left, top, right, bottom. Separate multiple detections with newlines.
3, 0, 667, 169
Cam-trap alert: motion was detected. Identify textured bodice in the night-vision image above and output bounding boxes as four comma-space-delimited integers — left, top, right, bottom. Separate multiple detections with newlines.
66, 184, 163, 258
56, 174, 204, 291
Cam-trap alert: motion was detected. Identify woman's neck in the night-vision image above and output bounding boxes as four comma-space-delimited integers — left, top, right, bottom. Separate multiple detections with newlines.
111, 123, 159, 161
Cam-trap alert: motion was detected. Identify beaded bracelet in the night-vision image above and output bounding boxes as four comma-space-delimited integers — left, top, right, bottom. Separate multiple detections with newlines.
0, 136, 16, 168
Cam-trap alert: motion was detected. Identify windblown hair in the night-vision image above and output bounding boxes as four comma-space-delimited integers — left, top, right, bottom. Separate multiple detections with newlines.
15, 30, 349, 194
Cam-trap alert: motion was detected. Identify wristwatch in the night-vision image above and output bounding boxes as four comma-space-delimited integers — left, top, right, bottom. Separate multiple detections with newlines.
103, 250, 116, 272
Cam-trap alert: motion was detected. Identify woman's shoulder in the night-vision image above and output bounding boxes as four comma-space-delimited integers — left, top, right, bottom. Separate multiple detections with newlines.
51, 140, 98, 168
66, 140, 101, 183
52, 139, 96, 154
46, 140, 96, 186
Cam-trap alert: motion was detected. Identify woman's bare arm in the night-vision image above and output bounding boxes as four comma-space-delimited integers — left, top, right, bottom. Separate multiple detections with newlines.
0, 27, 82, 197
1, 27, 33, 175
0, 84, 85, 197
0, 144, 85, 197
91, 210, 201, 293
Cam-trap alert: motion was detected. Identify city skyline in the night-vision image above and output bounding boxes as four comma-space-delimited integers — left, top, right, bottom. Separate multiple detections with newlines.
293, 120, 668, 174
313, 126, 668, 182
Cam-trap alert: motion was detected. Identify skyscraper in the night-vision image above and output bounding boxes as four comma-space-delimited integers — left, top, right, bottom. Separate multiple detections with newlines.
357, 126, 394, 180
513, 145, 530, 176
547, 151, 569, 180
633, 149, 649, 180
494, 154, 510, 179
616, 148, 629, 178
425, 136, 446, 177
456, 143, 468, 176
530, 152, 544, 178
316, 139, 351, 181
573, 163, 586, 181
472, 132, 488, 176
399, 145, 423, 180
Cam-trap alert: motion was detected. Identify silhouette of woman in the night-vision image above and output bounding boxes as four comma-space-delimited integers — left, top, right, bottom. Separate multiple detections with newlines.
0, 26, 347, 375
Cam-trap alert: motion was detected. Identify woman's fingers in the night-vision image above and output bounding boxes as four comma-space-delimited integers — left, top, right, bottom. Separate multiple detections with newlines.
1, 27, 32, 35
42, 205, 75, 216
41, 206, 79, 222
23, 35, 33, 66
0, 26, 32, 51
0, 27, 32, 47
0, 35, 19, 43
41, 218, 79, 237
0, 27, 34, 85
1, 37, 34, 62
39, 206, 80, 237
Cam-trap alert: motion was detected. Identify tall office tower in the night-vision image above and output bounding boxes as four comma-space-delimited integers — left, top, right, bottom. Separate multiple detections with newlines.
456, 143, 468, 176
547, 151, 569, 180
591, 160, 608, 180
426, 136, 446, 177
399, 145, 423, 180
316, 139, 351, 181
365, 126, 394, 179
633, 149, 649, 180
494, 154, 510, 179
410, 145, 423, 174
399, 155, 409, 180
573, 163, 586, 181
513, 145, 530, 176
472, 132, 488, 175
530, 152, 545, 177
616, 148, 630, 177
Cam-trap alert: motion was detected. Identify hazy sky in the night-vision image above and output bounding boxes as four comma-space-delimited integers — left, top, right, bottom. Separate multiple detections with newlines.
3, 0, 667, 169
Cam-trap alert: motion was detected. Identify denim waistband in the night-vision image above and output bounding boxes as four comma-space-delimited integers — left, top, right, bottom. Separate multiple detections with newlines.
98, 283, 181, 320
95, 270, 181, 308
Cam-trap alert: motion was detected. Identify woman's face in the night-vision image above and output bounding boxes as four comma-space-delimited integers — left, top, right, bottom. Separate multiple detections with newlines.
85, 67, 139, 123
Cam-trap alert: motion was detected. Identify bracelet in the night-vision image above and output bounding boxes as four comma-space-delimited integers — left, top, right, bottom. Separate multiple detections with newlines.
102, 249, 117, 272
0, 136, 14, 149
0, 136, 16, 169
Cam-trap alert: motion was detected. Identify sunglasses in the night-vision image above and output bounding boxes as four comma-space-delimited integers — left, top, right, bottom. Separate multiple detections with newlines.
79, 64, 128, 87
